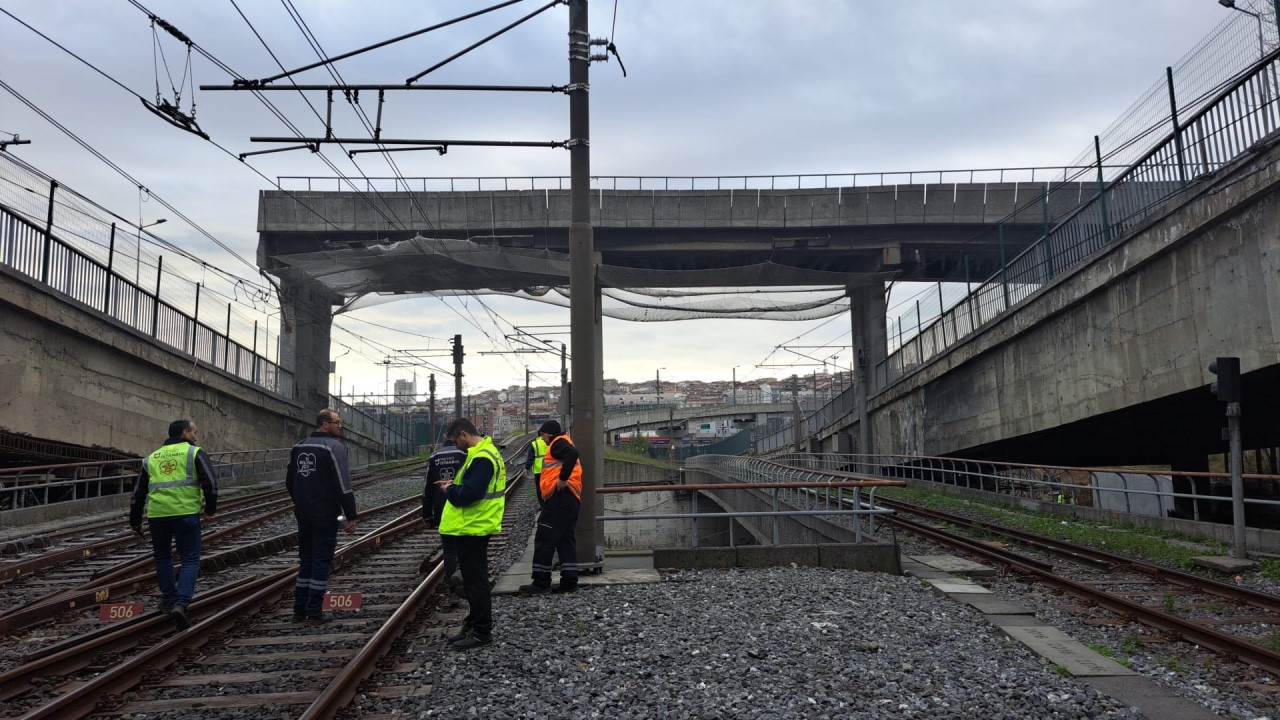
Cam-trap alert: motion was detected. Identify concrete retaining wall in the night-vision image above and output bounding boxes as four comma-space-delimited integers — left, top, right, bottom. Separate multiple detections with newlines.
867, 133, 1280, 462
0, 264, 380, 468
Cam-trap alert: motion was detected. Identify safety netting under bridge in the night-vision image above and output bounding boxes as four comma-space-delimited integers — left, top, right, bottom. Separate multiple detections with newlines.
274, 236, 881, 321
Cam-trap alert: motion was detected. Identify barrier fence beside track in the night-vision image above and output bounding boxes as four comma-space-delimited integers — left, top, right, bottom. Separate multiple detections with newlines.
771, 453, 1280, 524
597, 455, 903, 548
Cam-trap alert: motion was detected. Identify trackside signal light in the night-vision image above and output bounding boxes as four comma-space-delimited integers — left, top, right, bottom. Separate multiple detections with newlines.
1208, 356, 1241, 403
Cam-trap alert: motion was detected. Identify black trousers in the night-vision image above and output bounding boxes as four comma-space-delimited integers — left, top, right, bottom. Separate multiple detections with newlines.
531, 491, 580, 587
453, 534, 492, 636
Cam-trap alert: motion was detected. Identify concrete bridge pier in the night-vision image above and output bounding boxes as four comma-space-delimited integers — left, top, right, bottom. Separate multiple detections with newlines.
277, 274, 338, 413
848, 281, 887, 454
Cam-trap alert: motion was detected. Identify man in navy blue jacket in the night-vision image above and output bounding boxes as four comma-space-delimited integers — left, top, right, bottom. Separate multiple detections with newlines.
286, 408, 358, 624
423, 432, 466, 594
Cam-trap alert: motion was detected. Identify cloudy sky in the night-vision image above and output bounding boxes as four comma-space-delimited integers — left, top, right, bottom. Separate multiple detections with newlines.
0, 1, 1245, 400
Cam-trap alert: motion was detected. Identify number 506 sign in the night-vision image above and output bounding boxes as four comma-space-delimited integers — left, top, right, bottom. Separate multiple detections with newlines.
323, 592, 362, 611
99, 603, 144, 621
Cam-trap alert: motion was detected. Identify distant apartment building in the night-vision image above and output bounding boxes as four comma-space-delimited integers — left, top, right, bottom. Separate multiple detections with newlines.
393, 379, 416, 405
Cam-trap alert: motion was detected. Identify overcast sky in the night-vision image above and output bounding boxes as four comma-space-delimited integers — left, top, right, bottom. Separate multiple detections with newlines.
0, 1, 1243, 400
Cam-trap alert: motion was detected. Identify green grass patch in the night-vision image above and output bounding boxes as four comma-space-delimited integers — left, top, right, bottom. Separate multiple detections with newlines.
1259, 558, 1280, 583
1159, 656, 1188, 673
875, 485, 1229, 569
1119, 636, 1144, 654
1086, 643, 1114, 658
1049, 664, 1071, 677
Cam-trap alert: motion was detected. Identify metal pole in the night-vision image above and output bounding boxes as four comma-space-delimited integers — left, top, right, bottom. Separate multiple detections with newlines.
1228, 401, 1247, 559
429, 373, 437, 448
251, 320, 259, 385
1095, 135, 1112, 245
152, 256, 163, 337
224, 303, 232, 369
104, 223, 116, 313
568, 0, 602, 570
191, 283, 201, 355
525, 367, 531, 431
383, 360, 389, 462
40, 180, 57, 284
1041, 187, 1055, 280
1166, 67, 1188, 189
452, 334, 464, 420
656, 368, 662, 405
732, 366, 737, 405
998, 225, 1010, 311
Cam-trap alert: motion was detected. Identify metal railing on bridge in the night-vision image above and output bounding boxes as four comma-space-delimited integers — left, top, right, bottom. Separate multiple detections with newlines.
881, 48, 1280, 385
0, 155, 292, 397
597, 455, 902, 548
276, 166, 1118, 193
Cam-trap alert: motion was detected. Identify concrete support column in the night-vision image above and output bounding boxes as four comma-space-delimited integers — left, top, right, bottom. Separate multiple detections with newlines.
278, 274, 337, 412
848, 281, 887, 455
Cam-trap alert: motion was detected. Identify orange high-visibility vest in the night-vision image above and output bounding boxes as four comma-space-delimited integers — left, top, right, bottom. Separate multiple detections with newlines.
539, 434, 582, 501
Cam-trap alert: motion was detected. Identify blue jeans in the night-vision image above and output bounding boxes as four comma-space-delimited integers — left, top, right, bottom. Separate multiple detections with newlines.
148, 514, 202, 607
293, 516, 340, 616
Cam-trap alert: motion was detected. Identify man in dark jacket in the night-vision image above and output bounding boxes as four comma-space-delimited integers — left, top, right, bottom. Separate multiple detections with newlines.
286, 408, 358, 624
422, 431, 466, 594
129, 419, 218, 631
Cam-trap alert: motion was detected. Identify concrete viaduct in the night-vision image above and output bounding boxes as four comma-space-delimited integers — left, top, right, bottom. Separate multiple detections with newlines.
771, 132, 1280, 473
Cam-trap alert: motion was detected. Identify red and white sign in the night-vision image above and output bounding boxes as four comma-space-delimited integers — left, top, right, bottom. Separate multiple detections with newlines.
99, 602, 144, 621
323, 592, 362, 611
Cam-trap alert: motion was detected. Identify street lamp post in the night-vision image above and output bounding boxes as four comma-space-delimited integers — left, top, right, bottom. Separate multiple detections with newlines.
732, 366, 738, 405
134, 218, 166, 285
1220, 1, 1268, 59
656, 367, 665, 406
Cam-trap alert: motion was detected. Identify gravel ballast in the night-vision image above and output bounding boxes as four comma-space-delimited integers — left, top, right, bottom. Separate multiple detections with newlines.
400, 566, 1149, 720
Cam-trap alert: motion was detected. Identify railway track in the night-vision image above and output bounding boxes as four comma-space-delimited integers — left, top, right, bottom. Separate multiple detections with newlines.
871, 493, 1280, 677
2, 442, 531, 719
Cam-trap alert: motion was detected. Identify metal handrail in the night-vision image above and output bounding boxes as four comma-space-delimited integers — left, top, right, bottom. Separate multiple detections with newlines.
275, 165, 1125, 193
881, 47, 1280, 383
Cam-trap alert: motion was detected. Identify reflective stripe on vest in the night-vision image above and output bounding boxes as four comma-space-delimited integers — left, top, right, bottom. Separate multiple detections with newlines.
439, 436, 506, 536
145, 442, 203, 518
531, 436, 548, 475
539, 434, 582, 501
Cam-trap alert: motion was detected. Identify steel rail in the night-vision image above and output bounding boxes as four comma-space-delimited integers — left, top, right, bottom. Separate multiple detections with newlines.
881, 502, 1280, 675
878, 496, 1280, 612
302, 445, 530, 717
14, 505, 432, 719
0, 494, 421, 634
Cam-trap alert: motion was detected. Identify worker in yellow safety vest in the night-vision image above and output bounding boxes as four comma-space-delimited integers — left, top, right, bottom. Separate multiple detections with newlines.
129, 419, 218, 631
436, 418, 506, 650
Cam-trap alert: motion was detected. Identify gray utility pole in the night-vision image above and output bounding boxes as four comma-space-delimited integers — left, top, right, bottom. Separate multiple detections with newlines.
525, 368, 531, 432
429, 373, 436, 451
567, 0, 603, 573
791, 375, 802, 454
451, 334, 464, 421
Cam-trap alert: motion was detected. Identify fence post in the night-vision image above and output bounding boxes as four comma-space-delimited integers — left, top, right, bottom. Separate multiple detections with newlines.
190, 282, 201, 355
1095, 136, 1112, 245
999, 225, 1010, 311
151, 256, 163, 337
965, 254, 977, 329
1040, 188, 1054, 281
1166, 66, 1188, 189
40, 180, 58, 284
104, 222, 116, 313
252, 320, 259, 385
224, 303, 232, 370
